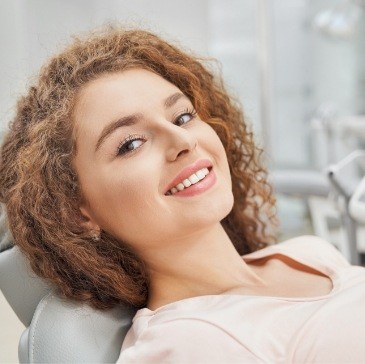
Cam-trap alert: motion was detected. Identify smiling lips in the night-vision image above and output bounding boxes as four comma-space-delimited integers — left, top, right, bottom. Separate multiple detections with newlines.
164, 158, 214, 196
165, 167, 211, 195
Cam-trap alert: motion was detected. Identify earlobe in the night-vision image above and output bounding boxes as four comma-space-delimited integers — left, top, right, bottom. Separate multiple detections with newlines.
79, 205, 101, 237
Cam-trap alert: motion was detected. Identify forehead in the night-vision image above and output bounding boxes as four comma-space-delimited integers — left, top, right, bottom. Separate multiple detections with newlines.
76, 68, 178, 111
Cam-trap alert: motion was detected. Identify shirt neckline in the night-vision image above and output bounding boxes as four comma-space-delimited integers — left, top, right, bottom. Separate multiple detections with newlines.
241, 240, 340, 299
136, 239, 341, 317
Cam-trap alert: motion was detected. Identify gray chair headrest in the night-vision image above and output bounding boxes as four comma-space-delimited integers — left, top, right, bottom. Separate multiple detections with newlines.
0, 246, 50, 326
0, 246, 138, 362
21, 292, 136, 363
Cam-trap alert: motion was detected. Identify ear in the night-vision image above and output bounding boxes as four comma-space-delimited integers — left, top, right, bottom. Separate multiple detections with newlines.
79, 205, 101, 235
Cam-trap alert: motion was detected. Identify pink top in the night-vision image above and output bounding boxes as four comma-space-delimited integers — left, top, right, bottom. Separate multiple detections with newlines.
117, 235, 365, 363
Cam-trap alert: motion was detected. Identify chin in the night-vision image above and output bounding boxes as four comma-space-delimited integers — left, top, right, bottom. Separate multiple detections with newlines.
198, 191, 234, 224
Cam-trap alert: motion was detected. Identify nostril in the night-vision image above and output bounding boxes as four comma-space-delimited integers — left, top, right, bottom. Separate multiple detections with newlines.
177, 149, 189, 158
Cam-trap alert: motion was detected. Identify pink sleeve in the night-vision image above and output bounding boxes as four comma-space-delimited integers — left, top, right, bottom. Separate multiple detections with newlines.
300, 235, 351, 268
117, 318, 261, 363
282, 235, 351, 269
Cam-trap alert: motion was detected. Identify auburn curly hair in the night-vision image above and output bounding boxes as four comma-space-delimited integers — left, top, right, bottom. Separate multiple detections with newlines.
0, 26, 279, 310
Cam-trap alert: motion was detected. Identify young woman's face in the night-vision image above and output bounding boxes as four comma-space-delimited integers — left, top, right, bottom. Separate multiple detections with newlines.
73, 68, 234, 253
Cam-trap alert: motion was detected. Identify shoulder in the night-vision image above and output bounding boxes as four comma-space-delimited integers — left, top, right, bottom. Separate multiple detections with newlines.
117, 317, 261, 363
278, 235, 350, 268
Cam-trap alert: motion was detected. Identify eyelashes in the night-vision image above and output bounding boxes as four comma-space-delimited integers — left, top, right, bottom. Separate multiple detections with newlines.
116, 133, 148, 157
174, 107, 197, 127
115, 107, 197, 157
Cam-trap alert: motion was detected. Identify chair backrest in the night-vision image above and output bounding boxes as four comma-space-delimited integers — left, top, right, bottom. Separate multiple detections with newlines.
0, 246, 137, 363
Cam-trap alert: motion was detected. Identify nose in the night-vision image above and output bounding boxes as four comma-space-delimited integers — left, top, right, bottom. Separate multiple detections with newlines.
163, 124, 198, 162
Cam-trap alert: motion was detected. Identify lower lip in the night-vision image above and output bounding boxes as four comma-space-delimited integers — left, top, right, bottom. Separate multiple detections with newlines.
167, 168, 217, 197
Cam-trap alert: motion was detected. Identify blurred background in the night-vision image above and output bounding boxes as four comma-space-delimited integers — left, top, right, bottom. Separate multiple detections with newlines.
0, 0, 365, 362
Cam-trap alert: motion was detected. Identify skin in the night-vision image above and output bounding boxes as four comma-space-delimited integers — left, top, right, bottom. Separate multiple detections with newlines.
72, 68, 269, 310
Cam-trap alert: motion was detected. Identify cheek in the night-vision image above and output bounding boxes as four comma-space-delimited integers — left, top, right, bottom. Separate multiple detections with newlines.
88, 167, 160, 235
202, 124, 230, 172
93, 173, 144, 211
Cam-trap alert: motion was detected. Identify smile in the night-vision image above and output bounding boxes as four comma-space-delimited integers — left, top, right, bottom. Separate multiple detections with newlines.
165, 167, 216, 197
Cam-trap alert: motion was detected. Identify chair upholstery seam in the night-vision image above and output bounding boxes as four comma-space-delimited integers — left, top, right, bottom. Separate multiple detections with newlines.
29, 292, 55, 363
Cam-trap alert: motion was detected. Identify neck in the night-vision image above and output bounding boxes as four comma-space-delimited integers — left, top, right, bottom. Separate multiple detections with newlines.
142, 223, 267, 310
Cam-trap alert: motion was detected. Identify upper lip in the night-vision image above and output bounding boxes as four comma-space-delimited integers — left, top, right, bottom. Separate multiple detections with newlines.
164, 158, 213, 195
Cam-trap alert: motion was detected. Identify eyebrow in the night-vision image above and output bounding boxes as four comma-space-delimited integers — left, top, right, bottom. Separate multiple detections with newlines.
95, 92, 189, 152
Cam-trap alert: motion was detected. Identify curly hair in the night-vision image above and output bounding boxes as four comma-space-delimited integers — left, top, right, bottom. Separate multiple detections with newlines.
0, 26, 279, 310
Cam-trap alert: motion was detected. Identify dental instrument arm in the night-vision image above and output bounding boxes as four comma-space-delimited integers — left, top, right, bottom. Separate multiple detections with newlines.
349, 176, 365, 224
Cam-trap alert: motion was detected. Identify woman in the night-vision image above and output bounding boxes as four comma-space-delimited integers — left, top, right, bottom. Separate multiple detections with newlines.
1, 27, 364, 363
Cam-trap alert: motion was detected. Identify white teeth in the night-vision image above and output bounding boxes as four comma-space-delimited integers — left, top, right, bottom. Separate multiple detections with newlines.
196, 170, 206, 179
166, 167, 210, 195
182, 179, 192, 187
189, 174, 200, 184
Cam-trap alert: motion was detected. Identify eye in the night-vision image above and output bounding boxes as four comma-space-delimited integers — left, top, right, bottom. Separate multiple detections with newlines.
116, 134, 147, 157
174, 108, 197, 127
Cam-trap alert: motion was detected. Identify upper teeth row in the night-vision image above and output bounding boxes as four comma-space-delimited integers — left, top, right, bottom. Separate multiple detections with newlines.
167, 167, 210, 195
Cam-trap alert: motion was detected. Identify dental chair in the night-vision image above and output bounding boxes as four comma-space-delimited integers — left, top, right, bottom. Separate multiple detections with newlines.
0, 234, 137, 363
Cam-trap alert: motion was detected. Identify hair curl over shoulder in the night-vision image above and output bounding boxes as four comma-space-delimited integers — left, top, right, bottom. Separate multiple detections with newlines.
0, 26, 279, 310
